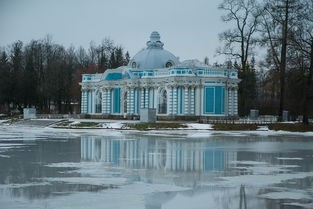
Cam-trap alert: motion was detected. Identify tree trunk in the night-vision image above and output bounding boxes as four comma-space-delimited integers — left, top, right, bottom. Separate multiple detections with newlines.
302, 41, 313, 124
278, 0, 289, 122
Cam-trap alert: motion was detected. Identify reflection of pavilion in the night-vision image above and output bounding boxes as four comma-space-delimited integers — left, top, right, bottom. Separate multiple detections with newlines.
81, 136, 237, 173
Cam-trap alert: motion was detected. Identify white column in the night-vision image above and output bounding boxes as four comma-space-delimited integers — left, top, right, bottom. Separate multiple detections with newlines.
228, 89, 233, 116
103, 89, 106, 114
234, 89, 238, 115
107, 89, 110, 114
130, 88, 135, 114
120, 88, 124, 114
125, 88, 130, 114
167, 86, 173, 114
81, 90, 87, 114
87, 90, 92, 113
107, 89, 111, 114
101, 89, 107, 114
173, 86, 178, 115
199, 86, 203, 116
91, 90, 96, 114
149, 88, 154, 108
184, 86, 189, 115
153, 88, 158, 109
140, 88, 145, 109
190, 87, 195, 115
145, 87, 149, 108
195, 86, 201, 116
134, 89, 138, 114
89, 90, 93, 114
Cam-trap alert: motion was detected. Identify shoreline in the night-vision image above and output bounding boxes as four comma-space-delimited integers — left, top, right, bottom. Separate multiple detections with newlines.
1, 119, 313, 137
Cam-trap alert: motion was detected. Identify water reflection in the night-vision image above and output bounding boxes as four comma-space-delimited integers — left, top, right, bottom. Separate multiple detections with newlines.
0, 138, 81, 201
81, 136, 237, 173
79, 135, 313, 209
1, 132, 313, 209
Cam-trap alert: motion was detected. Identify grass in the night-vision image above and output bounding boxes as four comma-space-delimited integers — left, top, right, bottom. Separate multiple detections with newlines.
213, 122, 313, 132
127, 122, 187, 131
56, 120, 100, 128
268, 123, 313, 132
1, 115, 23, 124
52, 119, 313, 132
57, 120, 72, 127
212, 123, 258, 131
72, 122, 100, 128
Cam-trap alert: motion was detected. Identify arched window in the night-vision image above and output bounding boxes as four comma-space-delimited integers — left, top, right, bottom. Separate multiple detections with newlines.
95, 91, 102, 113
132, 62, 136, 68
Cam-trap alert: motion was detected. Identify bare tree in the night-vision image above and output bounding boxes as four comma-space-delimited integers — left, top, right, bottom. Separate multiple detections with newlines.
218, 0, 263, 115
289, 0, 313, 123
218, 0, 263, 70
259, 0, 301, 120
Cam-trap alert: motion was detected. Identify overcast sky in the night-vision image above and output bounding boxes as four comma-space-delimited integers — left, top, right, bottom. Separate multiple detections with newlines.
0, 0, 230, 63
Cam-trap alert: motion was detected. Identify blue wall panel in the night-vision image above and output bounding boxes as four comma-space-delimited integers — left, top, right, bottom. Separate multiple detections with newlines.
215, 86, 222, 114
204, 86, 225, 114
179, 87, 183, 114
205, 87, 214, 113
113, 88, 120, 113
105, 73, 122, 81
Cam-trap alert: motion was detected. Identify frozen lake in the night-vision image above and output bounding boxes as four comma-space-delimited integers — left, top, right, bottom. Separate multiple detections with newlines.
0, 125, 313, 209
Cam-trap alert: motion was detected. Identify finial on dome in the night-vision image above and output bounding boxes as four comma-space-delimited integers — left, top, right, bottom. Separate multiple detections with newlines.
146, 31, 164, 49
150, 31, 160, 42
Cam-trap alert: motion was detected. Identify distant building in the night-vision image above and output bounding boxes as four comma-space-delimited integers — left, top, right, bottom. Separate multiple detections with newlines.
80, 32, 239, 117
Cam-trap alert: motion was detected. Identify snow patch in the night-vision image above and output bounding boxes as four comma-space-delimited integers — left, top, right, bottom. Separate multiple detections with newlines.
0, 182, 51, 189
102, 122, 125, 129
230, 161, 300, 175
219, 171, 313, 187
184, 123, 213, 130
260, 191, 311, 200
187, 131, 212, 138
0, 154, 10, 158
231, 161, 268, 165
277, 157, 303, 161
257, 126, 269, 131
283, 202, 313, 208
42, 177, 128, 186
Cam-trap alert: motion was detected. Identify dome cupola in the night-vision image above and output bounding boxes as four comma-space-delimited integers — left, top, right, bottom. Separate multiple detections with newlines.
129, 31, 179, 69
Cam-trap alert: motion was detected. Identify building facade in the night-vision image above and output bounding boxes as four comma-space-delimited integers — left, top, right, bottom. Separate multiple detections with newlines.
80, 32, 239, 117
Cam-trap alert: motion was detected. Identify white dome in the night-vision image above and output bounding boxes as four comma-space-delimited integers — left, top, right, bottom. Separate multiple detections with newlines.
129, 32, 179, 69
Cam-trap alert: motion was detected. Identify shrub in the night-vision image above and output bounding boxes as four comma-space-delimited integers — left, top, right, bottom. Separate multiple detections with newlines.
128, 122, 186, 131
268, 123, 313, 132
72, 122, 100, 127
213, 123, 258, 131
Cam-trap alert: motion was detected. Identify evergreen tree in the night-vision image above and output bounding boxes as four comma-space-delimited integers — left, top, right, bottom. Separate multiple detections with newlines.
115, 47, 124, 67
0, 51, 11, 111
9, 41, 24, 111
0, 36, 128, 114
124, 51, 130, 66
109, 51, 116, 69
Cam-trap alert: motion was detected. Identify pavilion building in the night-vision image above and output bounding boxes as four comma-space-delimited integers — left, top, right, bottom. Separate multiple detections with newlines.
80, 31, 239, 118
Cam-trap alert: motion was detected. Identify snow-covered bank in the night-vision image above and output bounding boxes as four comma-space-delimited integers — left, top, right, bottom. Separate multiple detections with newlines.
1, 119, 313, 139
